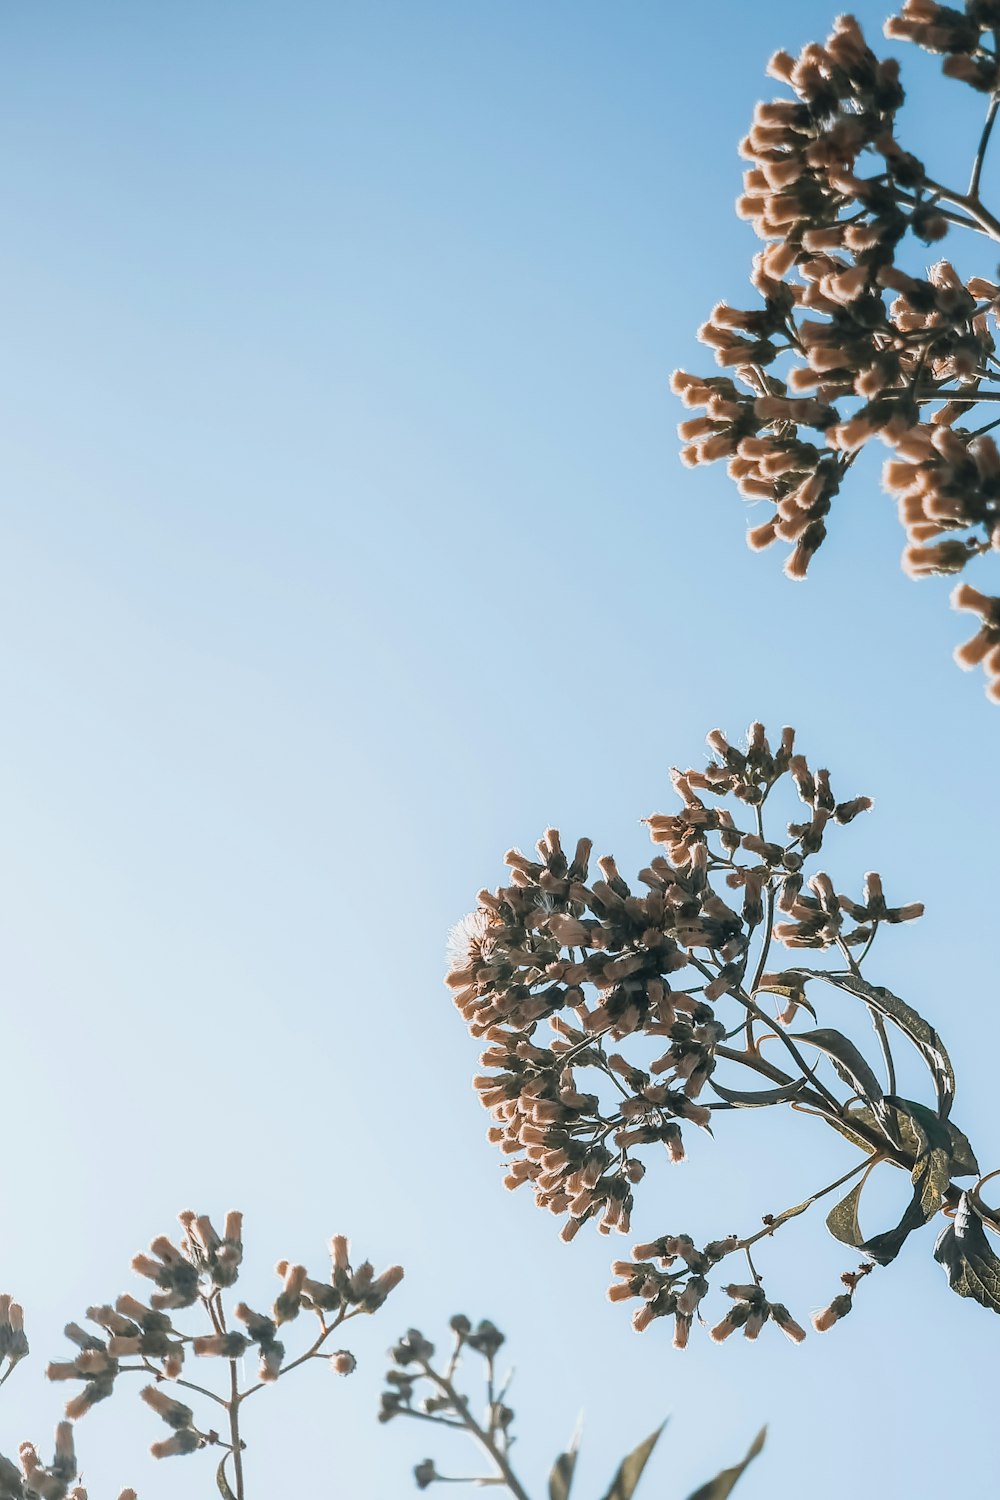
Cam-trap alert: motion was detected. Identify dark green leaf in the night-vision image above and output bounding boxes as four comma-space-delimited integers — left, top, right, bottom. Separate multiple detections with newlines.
824, 1104, 885, 1157
599, 1421, 666, 1500
684, 1427, 766, 1500
709, 1077, 806, 1108
916, 1148, 953, 1221
753, 977, 801, 1000
836, 1107, 950, 1264
789, 1027, 898, 1144
549, 1423, 581, 1500
860, 1181, 929, 1266
217, 1457, 237, 1500
787, 970, 955, 1119
944, 1119, 980, 1178
935, 1192, 1000, 1313
825, 1100, 977, 1181
892, 1098, 979, 1178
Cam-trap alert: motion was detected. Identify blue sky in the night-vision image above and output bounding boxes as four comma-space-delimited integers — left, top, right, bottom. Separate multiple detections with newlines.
1, 1, 998, 1495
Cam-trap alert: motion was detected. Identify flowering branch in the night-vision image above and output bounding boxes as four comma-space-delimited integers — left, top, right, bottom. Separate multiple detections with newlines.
380, 1316, 765, 1499
44, 1211, 403, 1499
447, 722, 1000, 1348
674, 5, 1000, 699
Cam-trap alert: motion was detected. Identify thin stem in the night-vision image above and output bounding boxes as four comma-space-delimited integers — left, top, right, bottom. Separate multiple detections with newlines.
921, 175, 1000, 238
913, 385, 1000, 401
229, 1361, 245, 1500
239, 1309, 354, 1403
419, 1365, 531, 1500
397, 1408, 468, 1431
737, 1156, 877, 1253
893, 187, 984, 233
969, 94, 1000, 200
835, 937, 897, 1099
748, 880, 776, 998
742, 804, 773, 1049
139, 1360, 230, 1411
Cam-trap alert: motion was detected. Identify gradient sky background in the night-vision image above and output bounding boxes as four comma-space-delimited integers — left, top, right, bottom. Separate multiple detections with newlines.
2, 1, 999, 1495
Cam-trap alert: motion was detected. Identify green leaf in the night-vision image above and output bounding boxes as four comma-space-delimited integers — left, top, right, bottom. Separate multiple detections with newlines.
944, 1118, 980, 1178
708, 1077, 807, 1107
906, 1113, 954, 1222
217, 1456, 237, 1500
893, 1098, 979, 1178
826, 1178, 868, 1248
860, 1182, 929, 1266
825, 1100, 978, 1181
935, 1192, 1000, 1313
824, 1104, 885, 1157
787, 970, 955, 1119
549, 1420, 582, 1500
789, 1027, 899, 1144
684, 1427, 766, 1500
826, 1106, 951, 1265
599, 1421, 666, 1500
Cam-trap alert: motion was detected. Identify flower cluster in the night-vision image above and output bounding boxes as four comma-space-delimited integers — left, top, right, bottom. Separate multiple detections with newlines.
380, 1317, 518, 1493
886, 0, 1000, 87
951, 580, 1000, 697
0, 1422, 135, 1500
448, 722, 988, 1348
607, 1233, 740, 1345
44, 1210, 402, 1496
381, 1314, 768, 1498
675, 7, 1000, 693
0, 1298, 28, 1387
379, 1317, 507, 1428
48, 1213, 402, 1434
811, 1263, 874, 1331
447, 724, 918, 1253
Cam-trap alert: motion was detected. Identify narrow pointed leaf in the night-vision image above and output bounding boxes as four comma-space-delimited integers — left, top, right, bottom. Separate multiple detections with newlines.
217, 1457, 237, 1500
684, 1427, 766, 1500
789, 1027, 898, 1143
709, 1077, 806, 1107
599, 1421, 666, 1500
934, 1192, 1000, 1313
548, 1420, 582, 1500
787, 970, 955, 1118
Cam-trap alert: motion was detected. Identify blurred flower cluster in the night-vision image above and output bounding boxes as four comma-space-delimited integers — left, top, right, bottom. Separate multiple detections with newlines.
379, 1313, 765, 1500
0, 1212, 403, 1499
675, 5, 1000, 697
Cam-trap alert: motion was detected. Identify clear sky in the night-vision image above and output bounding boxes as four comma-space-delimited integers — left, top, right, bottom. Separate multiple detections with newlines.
1, 1, 998, 1495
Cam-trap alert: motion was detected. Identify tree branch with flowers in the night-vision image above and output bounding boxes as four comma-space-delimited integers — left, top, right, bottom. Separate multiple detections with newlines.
675, 4, 1000, 698
448, 722, 1000, 1349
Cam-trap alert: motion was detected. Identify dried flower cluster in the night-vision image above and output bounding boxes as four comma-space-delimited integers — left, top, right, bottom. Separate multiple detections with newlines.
0, 1300, 27, 1391
449, 723, 998, 1347
0, 1306, 131, 1500
38, 1211, 402, 1499
675, 5, 1000, 697
0, 1270, 773, 1500
0, 1420, 135, 1500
